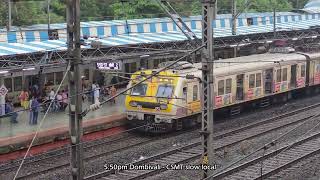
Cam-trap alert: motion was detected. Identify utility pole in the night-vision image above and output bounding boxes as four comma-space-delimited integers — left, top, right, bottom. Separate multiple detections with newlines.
47, 0, 51, 32
231, 0, 237, 35
7, 0, 12, 31
201, 0, 215, 179
273, 7, 276, 38
0, 78, 5, 116
66, 0, 84, 179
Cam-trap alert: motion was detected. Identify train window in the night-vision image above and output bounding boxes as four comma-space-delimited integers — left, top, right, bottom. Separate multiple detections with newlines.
218, 80, 224, 95
301, 65, 306, 77
14, 77, 22, 91
131, 84, 147, 96
225, 78, 232, 94
183, 87, 187, 100
316, 64, 320, 73
157, 85, 173, 98
55, 72, 63, 84
282, 68, 287, 81
276, 69, 281, 82
46, 73, 54, 85
256, 73, 261, 87
193, 85, 198, 101
4, 78, 12, 92
249, 74, 255, 88
84, 69, 90, 80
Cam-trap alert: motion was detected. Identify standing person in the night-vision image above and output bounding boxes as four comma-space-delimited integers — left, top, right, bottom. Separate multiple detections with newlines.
49, 88, 55, 100
5, 102, 18, 123
94, 84, 100, 104
19, 89, 29, 109
62, 90, 68, 110
110, 86, 117, 104
91, 82, 97, 104
29, 96, 33, 125
31, 97, 40, 125
56, 91, 63, 111
49, 89, 55, 111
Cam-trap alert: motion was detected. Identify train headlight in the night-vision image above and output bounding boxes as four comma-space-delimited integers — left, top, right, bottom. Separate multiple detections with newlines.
130, 101, 138, 107
160, 104, 168, 110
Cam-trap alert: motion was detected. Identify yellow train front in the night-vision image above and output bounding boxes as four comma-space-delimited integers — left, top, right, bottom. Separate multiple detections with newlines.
125, 66, 201, 133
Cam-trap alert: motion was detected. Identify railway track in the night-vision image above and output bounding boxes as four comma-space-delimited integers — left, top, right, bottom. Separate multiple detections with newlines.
212, 131, 320, 180
84, 104, 320, 180
3, 127, 198, 179
3, 102, 320, 179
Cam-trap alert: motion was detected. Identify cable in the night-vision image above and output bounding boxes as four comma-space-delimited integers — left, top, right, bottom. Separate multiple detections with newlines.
267, 116, 320, 165
204, 106, 320, 180
12, 61, 70, 180
0, 79, 131, 118
98, 45, 204, 107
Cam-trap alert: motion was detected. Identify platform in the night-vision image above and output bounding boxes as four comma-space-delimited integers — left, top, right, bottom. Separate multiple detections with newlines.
0, 94, 126, 154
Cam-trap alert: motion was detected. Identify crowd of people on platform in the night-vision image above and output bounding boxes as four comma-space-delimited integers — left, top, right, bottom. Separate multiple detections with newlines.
85, 81, 118, 105
3, 81, 118, 125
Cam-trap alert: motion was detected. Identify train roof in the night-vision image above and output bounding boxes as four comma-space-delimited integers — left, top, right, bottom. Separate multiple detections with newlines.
175, 52, 320, 78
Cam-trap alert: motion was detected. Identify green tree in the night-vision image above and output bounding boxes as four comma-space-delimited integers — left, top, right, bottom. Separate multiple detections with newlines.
111, 0, 163, 19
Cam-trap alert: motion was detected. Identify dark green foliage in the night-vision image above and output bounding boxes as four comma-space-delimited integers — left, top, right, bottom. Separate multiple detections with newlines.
0, 0, 311, 27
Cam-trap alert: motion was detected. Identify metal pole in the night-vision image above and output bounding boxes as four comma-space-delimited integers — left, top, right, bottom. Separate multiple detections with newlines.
47, 0, 51, 31
201, 0, 215, 178
0, 78, 5, 116
67, 0, 84, 179
273, 7, 276, 38
232, 0, 237, 35
7, 0, 12, 31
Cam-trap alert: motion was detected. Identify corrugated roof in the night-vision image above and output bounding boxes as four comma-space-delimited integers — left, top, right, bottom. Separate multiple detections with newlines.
0, 13, 320, 57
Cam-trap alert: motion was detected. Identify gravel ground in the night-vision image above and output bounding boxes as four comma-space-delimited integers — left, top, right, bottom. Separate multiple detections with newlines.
7, 93, 320, 179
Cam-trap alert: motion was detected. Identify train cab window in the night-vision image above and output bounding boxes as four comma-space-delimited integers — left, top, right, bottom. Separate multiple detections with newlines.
14, 77, 22, 91
156, 85, 173, 98
55, 72, 63, 84
4, 78, 12, 92
249, 74, 255, 88
301, 65, 306, 77
131, 84, 147, 96
226, 78, 232, 94
193, 85, 198, 101
276, 69, 281, 82
218, 80, 224, 95
256, 73, 261, 87
282, 68, 287, 81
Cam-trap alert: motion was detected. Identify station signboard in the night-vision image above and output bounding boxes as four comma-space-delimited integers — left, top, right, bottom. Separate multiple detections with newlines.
96, 61, 121, 71
0, 85, 8, 97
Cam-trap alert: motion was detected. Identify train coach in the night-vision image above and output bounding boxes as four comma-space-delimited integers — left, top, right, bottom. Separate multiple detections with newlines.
125, 51, 320, 133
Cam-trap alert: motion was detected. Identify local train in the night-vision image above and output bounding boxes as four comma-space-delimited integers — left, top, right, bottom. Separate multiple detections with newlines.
125, 51, 320, 133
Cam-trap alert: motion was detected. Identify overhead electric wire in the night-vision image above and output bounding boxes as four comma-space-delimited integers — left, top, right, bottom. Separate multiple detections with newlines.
0, 79, 130, 118
13, 61, 70, 180
204, 105, 320, 180
98, 45, 204, 107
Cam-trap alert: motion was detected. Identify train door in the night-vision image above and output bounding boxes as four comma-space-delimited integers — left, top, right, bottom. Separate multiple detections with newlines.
290, 65, 297, 88
264, 69, 273, 94
186, 82, 200, 113
236, 74, 244, 101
